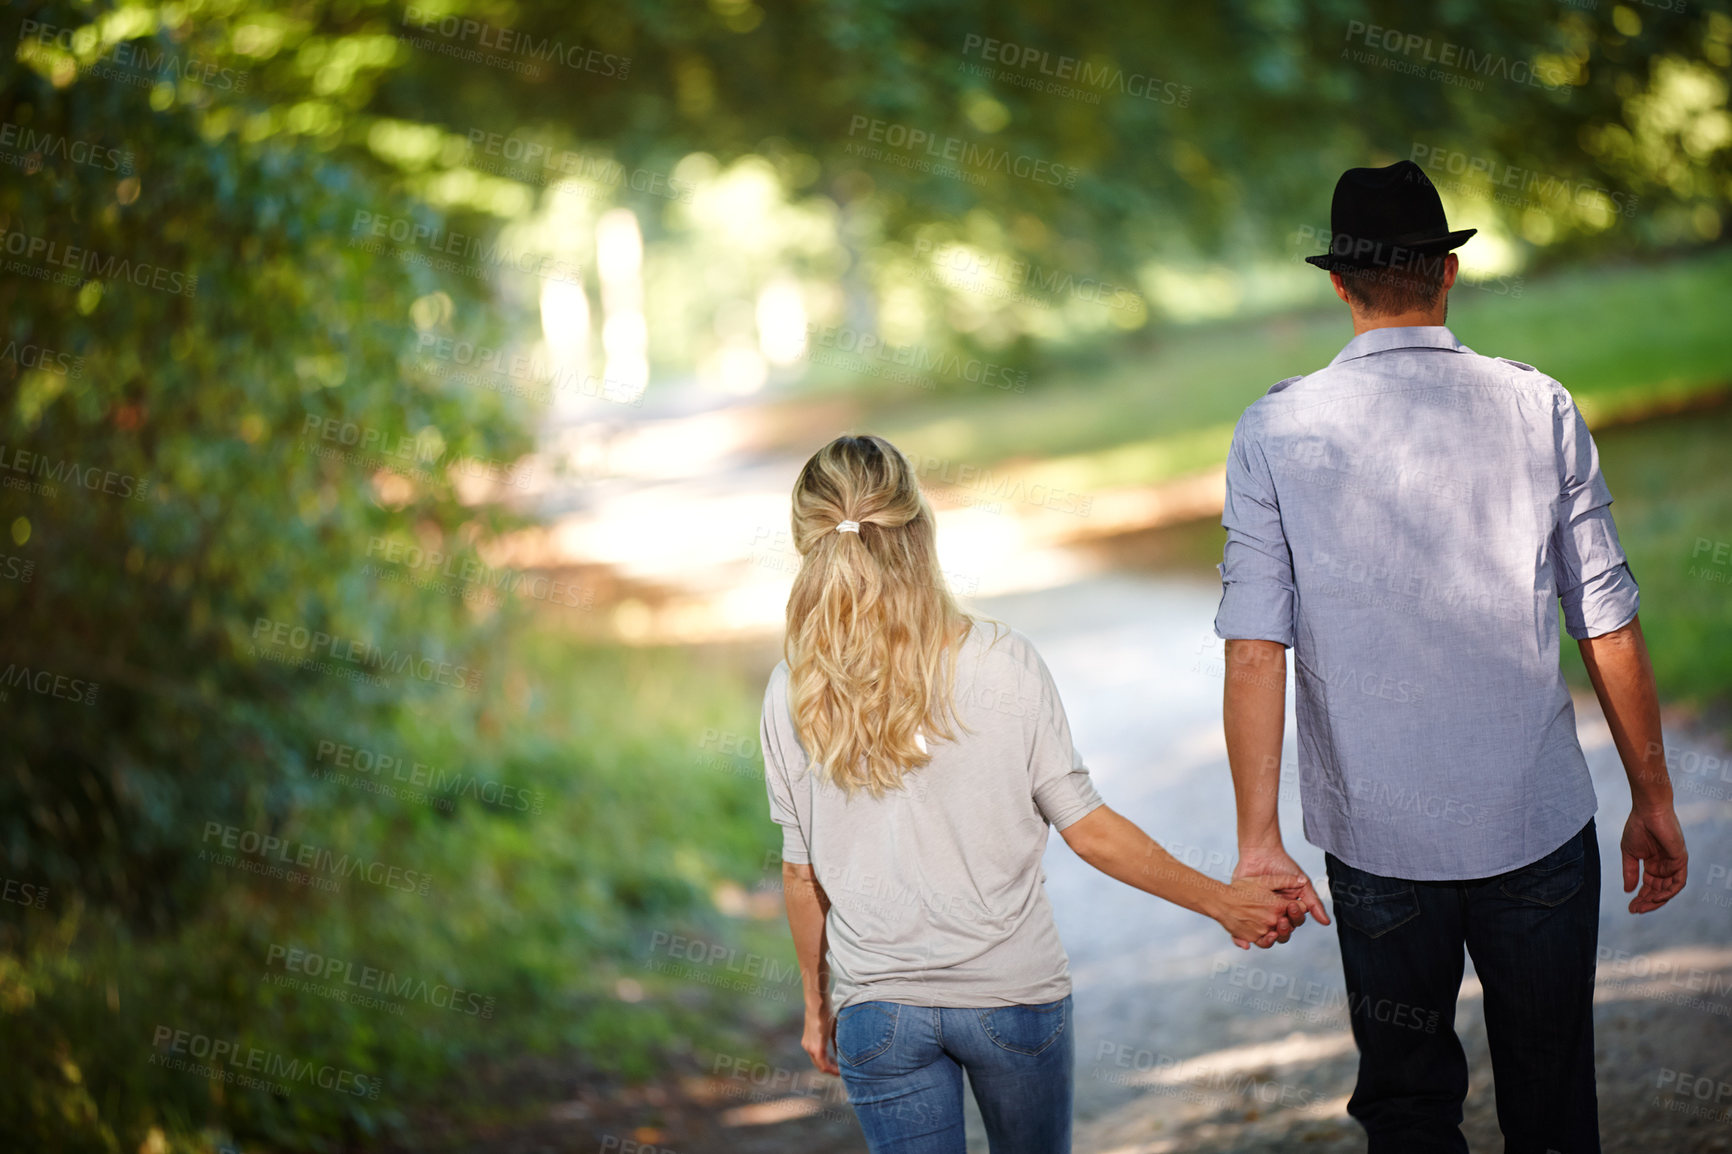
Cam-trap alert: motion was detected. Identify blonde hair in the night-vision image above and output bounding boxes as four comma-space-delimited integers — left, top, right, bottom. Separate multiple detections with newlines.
784, 434, 971, 796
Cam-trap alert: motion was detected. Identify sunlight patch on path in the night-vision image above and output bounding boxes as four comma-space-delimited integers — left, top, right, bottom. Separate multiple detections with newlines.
1593, 944, 1732, 1010
720, 1096, 827, 1126
1104, 1030, 1357, 1091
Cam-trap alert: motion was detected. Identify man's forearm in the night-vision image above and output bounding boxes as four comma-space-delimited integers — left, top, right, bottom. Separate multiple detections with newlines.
781, 862, 831, 1009
1224, 639, 1289, 848
1578, 614, 1673, 810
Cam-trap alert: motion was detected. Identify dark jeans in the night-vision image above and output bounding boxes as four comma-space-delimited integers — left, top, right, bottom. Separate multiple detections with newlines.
834, 996, 1073, 1154
1325, 819, 1601, 1154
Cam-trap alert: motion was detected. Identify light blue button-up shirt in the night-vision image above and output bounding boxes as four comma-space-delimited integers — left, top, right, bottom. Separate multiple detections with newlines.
1214, 325, 1639, 880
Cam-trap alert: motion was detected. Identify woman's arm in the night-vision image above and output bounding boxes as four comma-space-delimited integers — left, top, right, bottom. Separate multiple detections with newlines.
782, 861, 839, 1074
1060, 805, 1309, 948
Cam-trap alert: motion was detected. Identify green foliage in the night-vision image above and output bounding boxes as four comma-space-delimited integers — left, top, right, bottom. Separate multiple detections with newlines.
860, 246, 1732, 485
2, 2, 530, 920
0, 3, 775, 1148
0, 629, 776, 1150
1, 0, 1727, 1147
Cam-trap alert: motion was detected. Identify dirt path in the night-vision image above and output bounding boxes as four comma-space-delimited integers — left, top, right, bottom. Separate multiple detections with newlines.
434, 385, 1732, 1152
378, 569, 1732, 1154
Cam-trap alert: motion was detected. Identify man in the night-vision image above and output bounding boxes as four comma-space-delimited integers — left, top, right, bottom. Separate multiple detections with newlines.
1212, 159, 1689, 1153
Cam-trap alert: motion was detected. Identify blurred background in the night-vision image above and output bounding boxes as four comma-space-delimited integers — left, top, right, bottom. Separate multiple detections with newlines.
2, 1, 1731, 1151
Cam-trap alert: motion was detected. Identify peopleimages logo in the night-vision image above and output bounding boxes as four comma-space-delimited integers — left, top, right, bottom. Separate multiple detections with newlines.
1091, 1041, 1324, 1107
348, 210, 583, 285
908, 455, 1093, 517
0, 226, 197, 296
913, 238, 1144, 314
845, 115, 1080, 188
399, 7, 629, 79
150, 1025, 380, 1098
265, 944, 496, 1018
250, 616, 483, 693
20, 20, 250, 92
1342, 20, 1565, 91
1, 876, 48, 909
0, 663, 99, 705
0, 121, 134, 174
0, 444, 150, 500
463, 130, 691, 202
200, 821, 435, 896
314, 737, 546, 814
364, 536, 591, 611
414, 330, 644, 408
960, 34, 1191, 106
0, 339, 83, 377
803, 324, 1028, 392
1409, 144, 1639, 219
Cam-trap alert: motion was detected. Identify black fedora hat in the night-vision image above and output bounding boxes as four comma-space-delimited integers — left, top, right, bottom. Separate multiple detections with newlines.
1305, 160, 1476, 272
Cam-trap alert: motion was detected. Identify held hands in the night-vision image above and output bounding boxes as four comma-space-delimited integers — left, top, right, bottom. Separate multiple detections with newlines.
1226, 845, 1331, 950
801, 999, 839, 1075
1622, 805, 1688, 914
1218, 876, 1307, 949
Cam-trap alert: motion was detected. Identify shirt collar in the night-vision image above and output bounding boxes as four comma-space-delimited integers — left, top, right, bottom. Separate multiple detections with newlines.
1328, 325, 1467, 367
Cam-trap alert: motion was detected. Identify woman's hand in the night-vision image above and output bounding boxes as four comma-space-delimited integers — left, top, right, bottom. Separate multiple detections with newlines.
1230, 844, 1331, 949
1060, 807, 1322, 946
783, 861, 837, 1072
801, 999, 839, 1074
1215, 875, 1311, 949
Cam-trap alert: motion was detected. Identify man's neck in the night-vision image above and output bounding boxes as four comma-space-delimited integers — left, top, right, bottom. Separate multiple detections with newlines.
1349, 308, 1447, 336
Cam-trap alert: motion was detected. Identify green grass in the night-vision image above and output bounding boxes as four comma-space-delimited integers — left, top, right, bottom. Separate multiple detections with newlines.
0, 619, 786, 1152
853, 246, 1732, 491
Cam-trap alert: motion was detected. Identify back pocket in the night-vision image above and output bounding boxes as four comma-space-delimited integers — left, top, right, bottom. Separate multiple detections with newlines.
1327, 856, 1421, 939
979, 998, 1068, 1056
835, 1002, 898, 1067
1498, 831, 1586, 908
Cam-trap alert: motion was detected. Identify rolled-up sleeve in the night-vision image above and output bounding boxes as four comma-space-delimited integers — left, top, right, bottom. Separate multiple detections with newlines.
1214, 414, 1296, 646
1552, 391, 1639, 639
1024, 649, 1104, 831
760, 672, 811, 865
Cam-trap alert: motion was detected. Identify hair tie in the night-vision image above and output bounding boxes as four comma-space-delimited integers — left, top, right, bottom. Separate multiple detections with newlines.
836, 520, 861, 534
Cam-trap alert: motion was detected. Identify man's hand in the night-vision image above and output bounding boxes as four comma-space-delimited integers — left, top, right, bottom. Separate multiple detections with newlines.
1622, 806, 1688, 914
1579, 616, 1685, 915
1061, 805, 1305, 939
1232, 844, 1331, 949
801, 1000, 838, 1075
1217, 875, 1311, 949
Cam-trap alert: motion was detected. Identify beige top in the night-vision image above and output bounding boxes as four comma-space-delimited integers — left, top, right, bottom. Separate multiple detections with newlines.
761, 622, 1104, 1011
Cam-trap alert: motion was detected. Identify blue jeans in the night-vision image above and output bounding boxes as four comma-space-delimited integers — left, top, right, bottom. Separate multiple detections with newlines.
1325, 819, 1601, 1154
834, 996, 1073, 1154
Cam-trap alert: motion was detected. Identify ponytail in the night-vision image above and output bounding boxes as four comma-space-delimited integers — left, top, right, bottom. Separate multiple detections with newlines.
784, 435, 970, 795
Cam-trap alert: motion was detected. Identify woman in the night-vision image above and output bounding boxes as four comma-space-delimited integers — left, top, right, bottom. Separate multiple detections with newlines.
762, 434, 1309, 1153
